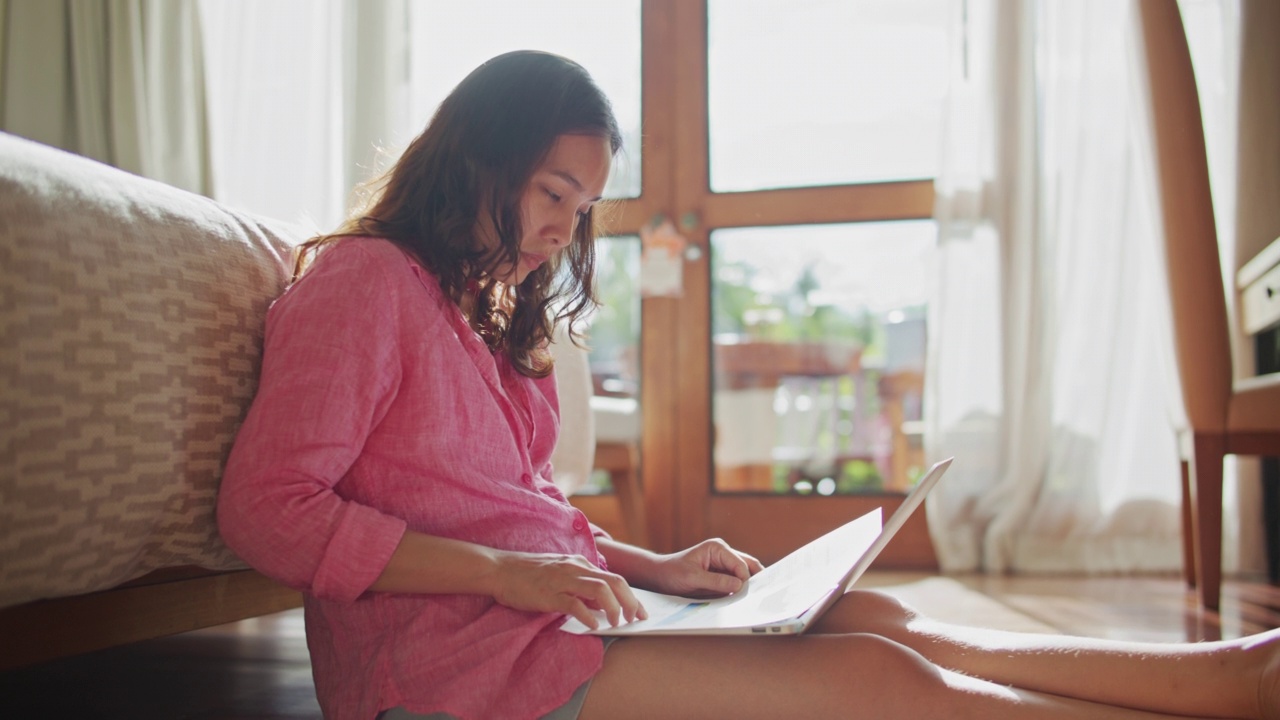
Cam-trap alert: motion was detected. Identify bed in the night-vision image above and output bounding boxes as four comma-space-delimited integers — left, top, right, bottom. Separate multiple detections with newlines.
0, 132, 305, 670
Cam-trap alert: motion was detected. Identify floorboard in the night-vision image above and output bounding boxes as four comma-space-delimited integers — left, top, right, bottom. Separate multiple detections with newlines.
1, 573, 1275, 719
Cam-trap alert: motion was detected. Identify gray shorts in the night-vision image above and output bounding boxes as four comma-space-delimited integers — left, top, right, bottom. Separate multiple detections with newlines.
378, 638, 615, 720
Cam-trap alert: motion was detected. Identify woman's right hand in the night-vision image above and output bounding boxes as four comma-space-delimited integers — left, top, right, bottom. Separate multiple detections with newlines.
368, 531, 645, 628
489, 551, 648, 630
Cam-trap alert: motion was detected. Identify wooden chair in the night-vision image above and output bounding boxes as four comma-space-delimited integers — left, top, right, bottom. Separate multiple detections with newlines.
594, 439, 648, 548
1139, 1, 1280, 610
549, 326, 649, 547
878, 369, 925, 493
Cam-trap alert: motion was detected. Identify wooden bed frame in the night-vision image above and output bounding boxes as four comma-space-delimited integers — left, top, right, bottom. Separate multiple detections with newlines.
0, 567, 301, 672
0, 494, 637, 674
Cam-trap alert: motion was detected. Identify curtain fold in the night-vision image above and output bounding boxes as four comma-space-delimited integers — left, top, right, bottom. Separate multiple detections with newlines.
343, 0, 408, 200
0, 0, 210, 195
926, 0, 1201, 574
198, 0, 409, 232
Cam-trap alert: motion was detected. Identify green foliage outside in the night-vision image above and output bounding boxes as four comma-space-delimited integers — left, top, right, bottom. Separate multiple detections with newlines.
711, 259, 876, 352
585, 238, 925, 497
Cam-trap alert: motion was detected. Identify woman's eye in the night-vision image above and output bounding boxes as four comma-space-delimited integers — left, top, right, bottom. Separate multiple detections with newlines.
546, 189, 562, 203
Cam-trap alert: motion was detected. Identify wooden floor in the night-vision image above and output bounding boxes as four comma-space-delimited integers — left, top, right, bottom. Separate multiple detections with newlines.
2, 573, 1277, 719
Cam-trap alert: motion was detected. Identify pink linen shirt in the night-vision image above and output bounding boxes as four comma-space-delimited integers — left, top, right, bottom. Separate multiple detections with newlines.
217, 237, 609, 720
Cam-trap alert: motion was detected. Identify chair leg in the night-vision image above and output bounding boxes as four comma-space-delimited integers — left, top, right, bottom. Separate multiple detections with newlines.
1180, 459, 1196, 589
600, 442, 648, 548
1190, 434, 1225, 611
609, 467, 648, 549
601, 440, 650, 545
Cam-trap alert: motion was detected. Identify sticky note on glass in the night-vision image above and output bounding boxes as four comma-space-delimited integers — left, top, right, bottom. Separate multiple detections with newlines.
639, 219, 686, 297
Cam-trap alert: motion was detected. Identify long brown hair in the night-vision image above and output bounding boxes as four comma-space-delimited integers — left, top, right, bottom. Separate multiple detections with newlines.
296, 51, 622, 378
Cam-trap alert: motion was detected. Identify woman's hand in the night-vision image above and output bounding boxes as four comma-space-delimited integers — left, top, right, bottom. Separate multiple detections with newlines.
640, 539, 765, 599
367, 532, 644, 630
489, 550, 647, 630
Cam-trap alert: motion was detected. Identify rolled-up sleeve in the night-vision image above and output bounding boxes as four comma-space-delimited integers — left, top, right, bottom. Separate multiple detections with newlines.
218, 243, 409, 602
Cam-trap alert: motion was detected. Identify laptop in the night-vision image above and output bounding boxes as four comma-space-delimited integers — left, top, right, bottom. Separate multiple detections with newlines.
561, 456, 953, 636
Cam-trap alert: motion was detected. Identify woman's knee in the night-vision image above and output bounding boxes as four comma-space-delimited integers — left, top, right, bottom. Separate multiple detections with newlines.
815, 589, 922, 637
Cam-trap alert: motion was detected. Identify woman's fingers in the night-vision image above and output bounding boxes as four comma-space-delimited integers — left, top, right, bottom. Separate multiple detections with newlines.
574, 575, 624, 627
719, 542, 764, 578
598, 568, 647, 622
699, 539, 757, 581
714, 542, 752, 581
656, 539, 768, 598
493, 552, 643, 626
694, 567, 746, 596
565, 563, 644, 625
561, 596, 600, 631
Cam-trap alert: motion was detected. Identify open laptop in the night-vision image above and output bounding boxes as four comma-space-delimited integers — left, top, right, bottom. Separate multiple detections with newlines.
561, 457, 953, 637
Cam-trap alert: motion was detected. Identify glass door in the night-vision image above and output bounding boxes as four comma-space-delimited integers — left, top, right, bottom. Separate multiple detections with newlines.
406, 1, 952, 561
636, 0, 950, 562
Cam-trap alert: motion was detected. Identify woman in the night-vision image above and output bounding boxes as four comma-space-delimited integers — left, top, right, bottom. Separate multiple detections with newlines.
218, 50, 1279, 720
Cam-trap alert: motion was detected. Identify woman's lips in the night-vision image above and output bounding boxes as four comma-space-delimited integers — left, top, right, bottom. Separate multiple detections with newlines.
522, 252, 548, 271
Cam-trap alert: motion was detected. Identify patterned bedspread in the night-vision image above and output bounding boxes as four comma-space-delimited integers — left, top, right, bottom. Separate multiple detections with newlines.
0, 133, 302, 608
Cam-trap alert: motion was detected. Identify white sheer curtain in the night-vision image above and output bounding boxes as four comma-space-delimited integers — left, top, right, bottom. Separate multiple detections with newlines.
197, 1, 640, 233
197, 0, 410, 233
926, 0, 1217, 574
0, 0, 211, 194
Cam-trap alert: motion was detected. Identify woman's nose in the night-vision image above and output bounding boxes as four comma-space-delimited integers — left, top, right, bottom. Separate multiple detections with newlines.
550, 212, 578, 247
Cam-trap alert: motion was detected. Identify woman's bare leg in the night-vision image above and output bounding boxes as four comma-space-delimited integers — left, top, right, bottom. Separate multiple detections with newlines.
579, 632, 1227, 720
813, 589, 1280, 720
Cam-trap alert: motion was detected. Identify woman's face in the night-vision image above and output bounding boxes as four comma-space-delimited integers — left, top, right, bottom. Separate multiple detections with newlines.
484, 133, 612, 285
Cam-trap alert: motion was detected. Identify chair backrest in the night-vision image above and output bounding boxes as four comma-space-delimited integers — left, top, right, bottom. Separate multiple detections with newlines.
1139, 1, 1233, 433
548, 322, 596, 495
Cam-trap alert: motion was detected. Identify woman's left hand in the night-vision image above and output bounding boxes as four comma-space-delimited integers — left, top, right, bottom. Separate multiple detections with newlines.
645, 539, 764, 598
